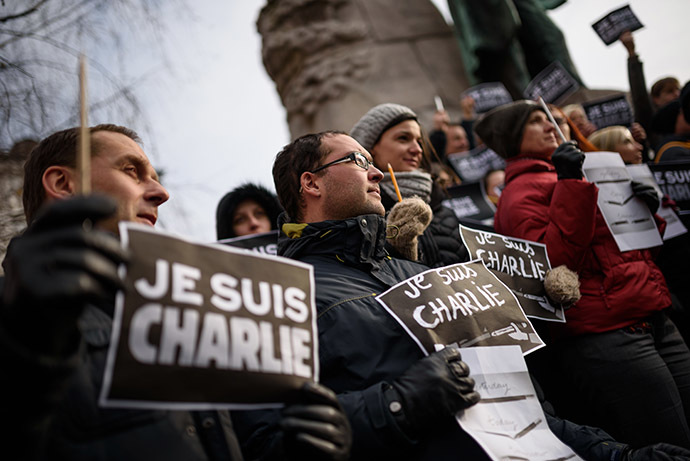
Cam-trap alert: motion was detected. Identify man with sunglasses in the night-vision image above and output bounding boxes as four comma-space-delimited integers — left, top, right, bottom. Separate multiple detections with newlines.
233, 130, 690, 461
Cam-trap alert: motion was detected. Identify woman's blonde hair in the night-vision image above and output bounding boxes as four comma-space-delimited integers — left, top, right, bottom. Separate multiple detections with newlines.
588, 125, 629, 152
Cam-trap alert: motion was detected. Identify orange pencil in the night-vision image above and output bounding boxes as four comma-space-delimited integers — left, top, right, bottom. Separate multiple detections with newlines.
387, 163, 403, 202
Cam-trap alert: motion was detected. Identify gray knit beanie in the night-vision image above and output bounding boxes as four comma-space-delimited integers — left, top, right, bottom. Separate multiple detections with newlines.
350, 103, 418, 151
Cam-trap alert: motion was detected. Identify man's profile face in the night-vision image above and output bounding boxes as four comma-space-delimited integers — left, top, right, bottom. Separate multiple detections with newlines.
318, 134, 385, 220
89, 131, 169, 233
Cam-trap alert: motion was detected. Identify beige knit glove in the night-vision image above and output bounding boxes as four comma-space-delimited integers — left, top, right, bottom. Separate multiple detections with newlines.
544, 265, 581, 309
386, 197, 433, 261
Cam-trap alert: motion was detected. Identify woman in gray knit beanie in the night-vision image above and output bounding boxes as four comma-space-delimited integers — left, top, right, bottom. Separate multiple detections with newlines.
351, 103, 468, 267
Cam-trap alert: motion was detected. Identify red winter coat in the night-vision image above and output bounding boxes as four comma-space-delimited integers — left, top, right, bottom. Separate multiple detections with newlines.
495, 157, 671, 337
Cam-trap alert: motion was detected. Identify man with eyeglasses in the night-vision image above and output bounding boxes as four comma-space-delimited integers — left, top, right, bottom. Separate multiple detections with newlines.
294, 134, 386, 222
0, 125, 352, 461
231, 130, 690, 461
231, 130, 481, 459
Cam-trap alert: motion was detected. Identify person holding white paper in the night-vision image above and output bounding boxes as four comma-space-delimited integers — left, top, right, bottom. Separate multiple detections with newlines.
475, 100, 690, 448
590, 125, 690, 349
587, 124, 662, 235
232, 129, 690, 461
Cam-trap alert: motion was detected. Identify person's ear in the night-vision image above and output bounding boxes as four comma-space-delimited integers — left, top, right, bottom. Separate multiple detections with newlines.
300, 171, 321, 198
42, 166, 77, 200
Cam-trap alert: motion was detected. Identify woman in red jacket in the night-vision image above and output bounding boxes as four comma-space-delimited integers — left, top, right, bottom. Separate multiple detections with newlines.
475, 100, 690, 448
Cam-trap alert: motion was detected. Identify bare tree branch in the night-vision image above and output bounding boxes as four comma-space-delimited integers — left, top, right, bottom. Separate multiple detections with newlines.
0, 0, 188, 150
0, 0, 49, 23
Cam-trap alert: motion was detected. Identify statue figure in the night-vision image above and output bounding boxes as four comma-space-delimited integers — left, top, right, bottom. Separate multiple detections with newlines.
447, 0, 584, 99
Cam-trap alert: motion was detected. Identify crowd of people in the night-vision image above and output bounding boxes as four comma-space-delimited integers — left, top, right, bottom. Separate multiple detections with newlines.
2, 26, 690, 461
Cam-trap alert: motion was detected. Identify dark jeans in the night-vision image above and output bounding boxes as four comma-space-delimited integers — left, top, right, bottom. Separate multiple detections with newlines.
554, 311, 690, 448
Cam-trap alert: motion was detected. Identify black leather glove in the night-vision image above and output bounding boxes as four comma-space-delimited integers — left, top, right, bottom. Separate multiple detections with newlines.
388, 347, 480, 437
1, 196, 127, 356
620, 443, 690, 460
631, 180, 661, 214
281, 381, 351, 461
551, 141, 584, 180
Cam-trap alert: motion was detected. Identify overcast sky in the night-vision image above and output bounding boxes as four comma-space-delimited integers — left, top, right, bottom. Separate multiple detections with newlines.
128, 0, 690, 242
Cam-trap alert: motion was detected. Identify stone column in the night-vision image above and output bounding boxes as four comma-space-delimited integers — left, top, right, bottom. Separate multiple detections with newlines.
257, 0, 470, 138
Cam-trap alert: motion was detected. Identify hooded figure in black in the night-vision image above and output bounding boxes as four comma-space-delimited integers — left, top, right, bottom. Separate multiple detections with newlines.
216, 183, 283, 240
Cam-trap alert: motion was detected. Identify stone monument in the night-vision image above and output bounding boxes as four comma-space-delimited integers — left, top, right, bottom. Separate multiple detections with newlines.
257, 0, 470, 138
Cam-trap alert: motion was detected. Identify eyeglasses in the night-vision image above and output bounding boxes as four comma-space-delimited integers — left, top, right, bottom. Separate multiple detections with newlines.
310, 151, 374, 173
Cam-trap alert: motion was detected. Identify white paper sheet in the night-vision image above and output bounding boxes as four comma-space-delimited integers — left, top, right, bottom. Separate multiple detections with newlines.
457, 346, 583, 461
583, 152, 662, 251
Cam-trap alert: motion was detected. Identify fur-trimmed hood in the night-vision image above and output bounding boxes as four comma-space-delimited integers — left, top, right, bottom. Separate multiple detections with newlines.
215, 183, 283, 239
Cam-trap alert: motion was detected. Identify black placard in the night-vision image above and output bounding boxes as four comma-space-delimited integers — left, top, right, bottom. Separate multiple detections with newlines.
376, 261, 544, 356
459, 226, 564, 322
100, 224, 317, 410
583, 94, 633, 129
442, 182, 496, 228
649, 161, 690, 218
447, 145, 505, 183
461, 82, 513, 114
218, 230, 279, 256
592, 5, 643, 46
523, 61, 579, 104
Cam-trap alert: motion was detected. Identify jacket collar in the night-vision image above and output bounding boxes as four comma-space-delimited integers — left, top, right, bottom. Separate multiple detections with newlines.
504, 156, 555, 185
278, 214, 389, 268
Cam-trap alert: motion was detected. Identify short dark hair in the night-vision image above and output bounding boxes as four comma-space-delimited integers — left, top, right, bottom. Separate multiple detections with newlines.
23, 124, 141, 224
651, 77, 680, 99
272, 130, 346, 223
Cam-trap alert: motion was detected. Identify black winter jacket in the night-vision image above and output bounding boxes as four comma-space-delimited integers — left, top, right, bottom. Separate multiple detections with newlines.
232, 215, 630, 461
0, 297, 244, 461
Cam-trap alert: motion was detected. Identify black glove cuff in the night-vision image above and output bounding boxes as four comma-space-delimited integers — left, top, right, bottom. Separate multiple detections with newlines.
617, 446, 633, 461
384, 384, 415, 438
557, 171, 583, 181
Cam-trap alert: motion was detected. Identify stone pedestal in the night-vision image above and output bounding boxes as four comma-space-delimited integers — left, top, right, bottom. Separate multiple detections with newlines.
257, 0, 470, 138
